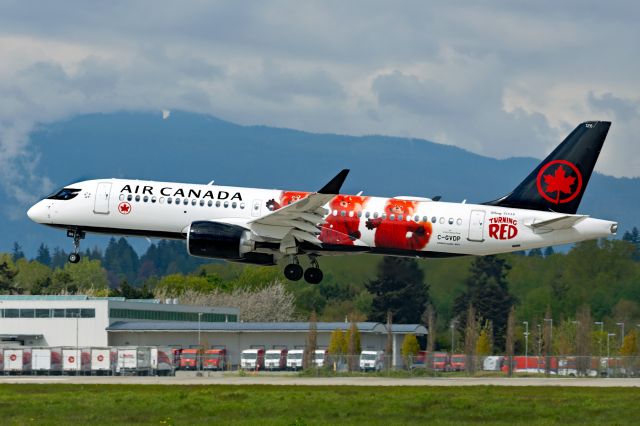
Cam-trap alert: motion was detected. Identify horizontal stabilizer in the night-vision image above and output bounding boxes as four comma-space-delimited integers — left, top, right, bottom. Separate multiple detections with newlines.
527, 215, 588, 230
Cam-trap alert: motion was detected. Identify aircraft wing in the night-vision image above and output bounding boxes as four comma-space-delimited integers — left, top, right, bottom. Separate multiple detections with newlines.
527, 214, 589, 231
247, 170, 349, 254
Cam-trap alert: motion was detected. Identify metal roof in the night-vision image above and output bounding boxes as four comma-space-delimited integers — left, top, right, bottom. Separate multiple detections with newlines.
107, 321, 426, 334
0, 295, 125, 301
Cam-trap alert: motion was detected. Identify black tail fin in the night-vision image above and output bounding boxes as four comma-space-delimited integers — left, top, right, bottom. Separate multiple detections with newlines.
485, 121, 611, 214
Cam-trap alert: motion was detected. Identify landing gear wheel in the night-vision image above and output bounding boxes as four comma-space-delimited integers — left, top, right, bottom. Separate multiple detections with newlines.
68, 253, 81, 264
66, 228, 85, 264
284, 263, 304, 281
304, 267, 323, 284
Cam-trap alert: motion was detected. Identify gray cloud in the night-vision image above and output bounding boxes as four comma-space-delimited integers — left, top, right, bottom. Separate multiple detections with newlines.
0, 0, 638, 214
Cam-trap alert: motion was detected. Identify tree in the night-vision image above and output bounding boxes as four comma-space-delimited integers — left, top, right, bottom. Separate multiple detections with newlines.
155, 281, 296, 322
36, 244, 52, 266
464, 304, 479, 374
104, 237, 140, 286
385, 311, 393, 368
304, 311, 318, 369
620, 330, 638, 356
328, 329, 347, 355
453, 256, 516, 351
422, 304, 436, 352
64, 258, 109, 291
11, 242, 25, 262
622, 226, 639, 260
505, 306, 516, 376
401, 334, 420, 367
576, 305, 592, 375
476, 326, 492, 356
366, 257, 429, 324
0, 261, 20, 294
543, 306, 553, 374
346, 321, 361, 371
13, 258, 52, 293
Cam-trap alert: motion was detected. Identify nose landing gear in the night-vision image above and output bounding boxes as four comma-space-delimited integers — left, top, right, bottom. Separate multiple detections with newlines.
66, 229, 85, 264
283, 255, 323, 284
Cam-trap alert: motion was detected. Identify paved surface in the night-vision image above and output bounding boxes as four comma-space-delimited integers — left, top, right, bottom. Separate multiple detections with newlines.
2, 374, 640, 387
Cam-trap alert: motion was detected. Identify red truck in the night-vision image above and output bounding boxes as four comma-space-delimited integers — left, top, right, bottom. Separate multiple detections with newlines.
203, 349, 227, 371
450, 354, 466, 371
501, 356, 558, 374
179, 349, 201, 370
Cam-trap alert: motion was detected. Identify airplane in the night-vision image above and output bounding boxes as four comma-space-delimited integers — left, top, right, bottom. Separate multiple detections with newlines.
27, 121, 617, 284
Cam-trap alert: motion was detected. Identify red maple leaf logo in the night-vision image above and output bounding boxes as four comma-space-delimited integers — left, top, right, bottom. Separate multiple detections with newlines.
542, 166, 576, 204
118, 202, 131, 214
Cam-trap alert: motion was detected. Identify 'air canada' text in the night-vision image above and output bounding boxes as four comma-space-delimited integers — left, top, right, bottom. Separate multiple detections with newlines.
120, 185, 243, 201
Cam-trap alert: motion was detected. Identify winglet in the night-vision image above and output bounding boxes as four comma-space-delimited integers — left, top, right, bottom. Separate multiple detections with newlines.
318, 169, 350, 194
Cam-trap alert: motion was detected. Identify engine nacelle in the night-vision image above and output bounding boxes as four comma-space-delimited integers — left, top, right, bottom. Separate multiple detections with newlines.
187, 221, 274, 265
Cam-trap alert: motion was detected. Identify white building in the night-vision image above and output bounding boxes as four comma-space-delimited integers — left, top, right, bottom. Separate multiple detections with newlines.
0, 295, 238, 347
0, 295, 427, 368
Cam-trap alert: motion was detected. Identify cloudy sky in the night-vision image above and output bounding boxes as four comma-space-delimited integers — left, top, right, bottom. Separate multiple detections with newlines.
1, 0, 638, 205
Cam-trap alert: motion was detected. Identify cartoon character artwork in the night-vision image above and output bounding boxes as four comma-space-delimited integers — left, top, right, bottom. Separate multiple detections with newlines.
319, 195, 370, 245
266, 191, 310, 211
365, 199, 432, 250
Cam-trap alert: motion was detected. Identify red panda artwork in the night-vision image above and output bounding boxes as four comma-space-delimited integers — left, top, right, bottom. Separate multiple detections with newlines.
266, 191, 310, 211
365, 199, 432, 250
319, 195, 369, 245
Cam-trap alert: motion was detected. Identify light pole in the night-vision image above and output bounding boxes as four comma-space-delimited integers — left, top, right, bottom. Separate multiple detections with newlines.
198, 313, 203, 372
544, 318, 553, 355
606, 332, 616, 375
594, 322, 604, 357
523, 321, 529, 365
616, 322, 625, 347
450, 320, 458, 354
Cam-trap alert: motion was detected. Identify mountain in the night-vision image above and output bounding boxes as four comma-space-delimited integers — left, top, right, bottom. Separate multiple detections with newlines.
3, 111, 638, 255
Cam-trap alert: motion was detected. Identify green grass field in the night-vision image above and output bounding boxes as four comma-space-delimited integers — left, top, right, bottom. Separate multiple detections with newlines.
1, 384, 639, 425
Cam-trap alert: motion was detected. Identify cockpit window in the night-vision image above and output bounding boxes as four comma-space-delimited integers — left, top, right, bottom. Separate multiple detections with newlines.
47, 188, 81, 201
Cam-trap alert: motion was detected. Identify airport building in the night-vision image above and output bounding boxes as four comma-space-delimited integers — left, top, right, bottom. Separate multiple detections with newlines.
0, 295, 426, 367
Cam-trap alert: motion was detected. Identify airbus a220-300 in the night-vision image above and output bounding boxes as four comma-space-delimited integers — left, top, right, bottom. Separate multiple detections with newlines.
28, 121, 617, 283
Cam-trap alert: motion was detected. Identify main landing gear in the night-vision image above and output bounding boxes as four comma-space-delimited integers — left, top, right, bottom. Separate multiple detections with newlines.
66, 229, 85, 264
284, 256, 323, 284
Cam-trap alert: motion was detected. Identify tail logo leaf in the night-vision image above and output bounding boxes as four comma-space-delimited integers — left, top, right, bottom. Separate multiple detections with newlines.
536, 160, 583, 204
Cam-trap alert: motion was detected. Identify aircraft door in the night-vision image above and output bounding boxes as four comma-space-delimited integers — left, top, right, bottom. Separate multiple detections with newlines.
251, 199, 262, 217
467, 210, 485, 242
94, 182, 112, 214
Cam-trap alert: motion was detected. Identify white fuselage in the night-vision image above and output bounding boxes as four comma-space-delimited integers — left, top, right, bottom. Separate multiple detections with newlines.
27, 178, 617, 260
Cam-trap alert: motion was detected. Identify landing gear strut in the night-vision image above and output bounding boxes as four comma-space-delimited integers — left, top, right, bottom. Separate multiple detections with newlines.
66, 229, 85, 264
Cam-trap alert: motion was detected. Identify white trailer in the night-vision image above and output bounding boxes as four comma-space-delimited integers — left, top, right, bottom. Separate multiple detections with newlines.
116, 347, 152, 375
62, 348, 90, 374
91, 348, 113, 374
3, 348, 31, 374
31, 347, 62, 374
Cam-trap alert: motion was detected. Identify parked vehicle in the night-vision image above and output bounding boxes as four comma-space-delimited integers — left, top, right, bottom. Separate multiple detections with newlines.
501, 356, 557, 374
427, 352, 450, 372
32, 347, 62, 374
179, 349, 201, 370
203, 349, 227, 371
450, 354, 466, 371
410, 350, 427, 369
314, 349, 328, 368
62, 348, 91, 374
151, 347, 175, 376
3, 348, 32, 374
265, 349, 288, 371
240, 348, 264, 370
483, 356, 505, 371
359, 350, 384, 372
90, 348, 113, 374
116, 347, 152, 375
286, 349, 305, 371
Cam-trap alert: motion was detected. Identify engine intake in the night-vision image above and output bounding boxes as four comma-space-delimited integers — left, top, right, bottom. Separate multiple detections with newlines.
187, 221, 274, 265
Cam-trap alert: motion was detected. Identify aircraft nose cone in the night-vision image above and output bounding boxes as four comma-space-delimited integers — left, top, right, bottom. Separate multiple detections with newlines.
27, 202, 48, 223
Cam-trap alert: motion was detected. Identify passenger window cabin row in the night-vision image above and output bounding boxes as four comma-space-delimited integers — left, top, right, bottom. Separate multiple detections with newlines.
118, 193, 464, 226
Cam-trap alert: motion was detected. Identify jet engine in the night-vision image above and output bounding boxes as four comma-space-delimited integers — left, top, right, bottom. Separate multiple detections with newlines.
187, 221, 274, 264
